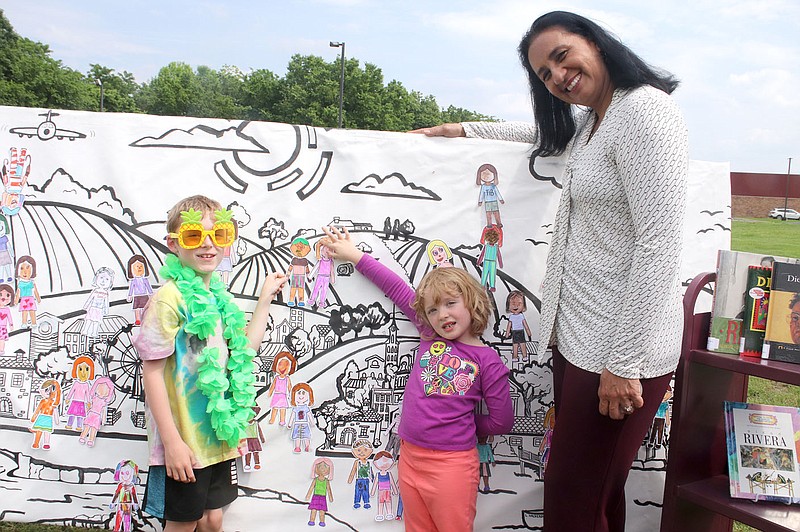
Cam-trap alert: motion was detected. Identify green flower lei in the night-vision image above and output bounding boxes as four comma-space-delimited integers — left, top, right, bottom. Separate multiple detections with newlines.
159, 254, 256, 448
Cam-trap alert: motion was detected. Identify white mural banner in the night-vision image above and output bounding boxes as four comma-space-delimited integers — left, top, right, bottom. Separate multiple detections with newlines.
0, 106, 729, 531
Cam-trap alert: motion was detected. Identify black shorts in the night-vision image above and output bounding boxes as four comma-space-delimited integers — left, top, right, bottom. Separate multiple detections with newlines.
143, 459, 238, 522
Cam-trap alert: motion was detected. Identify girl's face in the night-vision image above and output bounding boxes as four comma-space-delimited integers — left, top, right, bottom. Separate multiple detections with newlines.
276, 358, 291, 376
432, 246, 447, 264
295, 388, 310, 405
18, 261, 32, 280
508, 295, 525, 314
97, 272, 113, 289
315, 461, 330, 477
119, 464, 134, 483
480, 169, 496, 184
41, 384, 56, 399
96, 382, 110, 398
131, 261, 145, 278
0, 289, 11, 307
76, 362, 92, 382
424, 292, 475, 344
320, 245, 332, 259
374, 456, 394, 471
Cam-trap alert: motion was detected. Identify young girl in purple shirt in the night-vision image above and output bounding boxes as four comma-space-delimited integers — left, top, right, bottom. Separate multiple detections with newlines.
322, 226, 513, 532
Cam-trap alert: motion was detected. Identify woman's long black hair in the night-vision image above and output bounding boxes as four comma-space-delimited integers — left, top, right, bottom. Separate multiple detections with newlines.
518, 11, 679, 156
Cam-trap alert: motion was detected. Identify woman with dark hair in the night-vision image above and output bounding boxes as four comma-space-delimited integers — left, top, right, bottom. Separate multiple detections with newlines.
416, 11, 688, 531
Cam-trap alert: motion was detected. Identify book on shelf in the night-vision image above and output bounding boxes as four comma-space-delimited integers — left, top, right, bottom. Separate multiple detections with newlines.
739, 265, 771, 357
761, 261, 800, 364
724, 401, 800, 504
707, 251, 799, 354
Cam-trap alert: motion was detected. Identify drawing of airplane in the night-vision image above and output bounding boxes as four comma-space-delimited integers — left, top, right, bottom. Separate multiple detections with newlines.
9, 110, 87, 141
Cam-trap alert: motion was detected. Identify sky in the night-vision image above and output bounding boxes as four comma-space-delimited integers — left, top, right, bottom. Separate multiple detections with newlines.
3, 0, 799, 173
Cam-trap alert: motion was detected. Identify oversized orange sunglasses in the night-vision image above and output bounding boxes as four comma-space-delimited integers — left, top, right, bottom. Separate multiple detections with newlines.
169, 222, 235, 249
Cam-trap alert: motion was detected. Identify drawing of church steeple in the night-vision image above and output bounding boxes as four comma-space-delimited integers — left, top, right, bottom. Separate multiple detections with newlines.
385, 306, 399, 366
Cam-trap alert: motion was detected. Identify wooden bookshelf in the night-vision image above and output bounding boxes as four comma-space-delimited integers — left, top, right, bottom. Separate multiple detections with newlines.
661, 272, 800, 532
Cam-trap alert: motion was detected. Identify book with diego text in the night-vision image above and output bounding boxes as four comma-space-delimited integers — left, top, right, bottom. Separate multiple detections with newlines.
761, 261, 800, 363
739, 265, 771, 357
707, 251, 799, 354
724, 401, 800, 503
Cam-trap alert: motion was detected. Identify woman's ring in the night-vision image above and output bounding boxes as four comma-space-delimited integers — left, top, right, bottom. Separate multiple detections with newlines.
622, 405, 634, 414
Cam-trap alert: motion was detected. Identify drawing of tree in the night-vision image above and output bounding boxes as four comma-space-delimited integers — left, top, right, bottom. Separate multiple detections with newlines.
257, 217, 289, 248
330, 304, 366, 339
509, 365, 553, 417
284, 328, 312, 361
362, 302, 390, 335
33, 347, 74, 385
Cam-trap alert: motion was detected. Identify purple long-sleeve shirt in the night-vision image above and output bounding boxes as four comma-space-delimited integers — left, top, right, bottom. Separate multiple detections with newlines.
357, 255, 514, 451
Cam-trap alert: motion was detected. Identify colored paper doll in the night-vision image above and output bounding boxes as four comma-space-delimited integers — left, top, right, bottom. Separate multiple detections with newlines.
79, 376, 116, 447
82, 267, 114, 337
306, 457, 334, 527
215, 210, 239, 286
126, 255, 153, 326
646, 385, 673, 460
476, 163, 504, 228
308, 240, 336, 308
478, 434, 496, 493
505, 290, 533, 367
1, 147, 30, 216
30, 379, 61, 450
0, 214, 14, 282
242, 406, 266, 471
347, 438, 374, 510
110, 459, 140, 532
478, 226, 503, 292
14, 255, 40, 328
65, 355, 95, 430
370, 450, 398, 521
267, 351, 296, 425
0, 284, 13, 356
425, 239, 454, 268
288, 383, 315, 453
286, 237, 312, 306
539, 406, 555, 477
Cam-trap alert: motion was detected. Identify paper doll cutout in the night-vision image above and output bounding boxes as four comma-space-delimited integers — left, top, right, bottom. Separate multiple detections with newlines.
1, 147, 31, 216
476, 163, 504, 228
0, 214, 15, 282
425, 239, 454, 268
288, 383, 315, 453
0, 284, 13, 356
110, 459, 140, 532
14, 255, 40, 328
82, 267, 114, 337
267, 351, 296, 425
126, 255, 153, 326
478, 226, 503, 293
30, 379, 61, 450
215, 217, 239, 286
370, 450, 398, 521
306, 457, 334, 527
242, 406, 265, 471
505, 290, 532, 367
286, 237, 312, 306
645, 384, 673, 461
79, 376, 116, 447
347, 438, 374, 510
539, 406, 555, 477
65, 355, 95, 430
308, 240, 335, 308
478, 435, 496, 493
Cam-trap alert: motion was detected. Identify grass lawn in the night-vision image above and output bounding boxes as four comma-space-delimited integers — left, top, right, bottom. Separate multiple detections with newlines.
2, 219, 798, 532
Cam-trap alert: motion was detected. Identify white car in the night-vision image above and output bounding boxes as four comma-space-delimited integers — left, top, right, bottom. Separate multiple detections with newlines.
768, 208, 800, 220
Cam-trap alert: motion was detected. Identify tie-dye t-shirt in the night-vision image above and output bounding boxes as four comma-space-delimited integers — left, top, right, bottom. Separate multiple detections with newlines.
133, 281, 240, 468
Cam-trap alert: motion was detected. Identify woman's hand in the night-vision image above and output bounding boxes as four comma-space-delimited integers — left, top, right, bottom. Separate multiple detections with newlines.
598, 368, 644, 420
409, 123, 466, 137
320, 226, 364, 264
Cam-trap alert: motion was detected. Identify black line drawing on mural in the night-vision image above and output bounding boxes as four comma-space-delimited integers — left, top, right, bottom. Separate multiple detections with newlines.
9, 111, 87, 142
341, 172, 441, 201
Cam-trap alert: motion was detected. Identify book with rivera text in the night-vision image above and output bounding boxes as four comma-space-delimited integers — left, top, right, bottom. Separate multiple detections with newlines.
724, 401, 800, 503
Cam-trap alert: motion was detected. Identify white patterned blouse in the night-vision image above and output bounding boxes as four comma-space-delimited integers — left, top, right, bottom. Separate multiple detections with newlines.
464, 85, 688, 379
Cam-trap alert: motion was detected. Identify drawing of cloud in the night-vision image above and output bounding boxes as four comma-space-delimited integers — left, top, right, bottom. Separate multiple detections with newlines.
130, 124, 268, 152
341, 172, 441, 201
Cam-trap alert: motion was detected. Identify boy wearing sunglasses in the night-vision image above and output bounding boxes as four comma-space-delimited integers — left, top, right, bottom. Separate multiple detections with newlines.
135, 195, 286, 532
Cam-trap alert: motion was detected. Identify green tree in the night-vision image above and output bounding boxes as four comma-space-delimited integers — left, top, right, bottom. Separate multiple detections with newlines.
136, 61, 199, 116
87, 64, 140, 113
241, 68, 282, 121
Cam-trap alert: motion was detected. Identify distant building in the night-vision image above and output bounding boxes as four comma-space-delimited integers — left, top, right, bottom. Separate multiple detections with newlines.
63, 315, 128, 355
0, 348, 34, 418
731, 171, 799, 217
328, 217, 373, 232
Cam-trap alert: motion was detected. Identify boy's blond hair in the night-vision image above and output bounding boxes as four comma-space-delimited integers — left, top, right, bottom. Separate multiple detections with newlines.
165, 195, 223, 233
411, 267, 491, 338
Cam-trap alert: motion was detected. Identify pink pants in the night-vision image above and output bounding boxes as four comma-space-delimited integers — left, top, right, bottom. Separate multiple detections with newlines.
398, 440, 479, 532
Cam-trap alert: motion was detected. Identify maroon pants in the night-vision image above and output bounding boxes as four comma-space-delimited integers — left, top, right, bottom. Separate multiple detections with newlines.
544, 347, 671, 532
